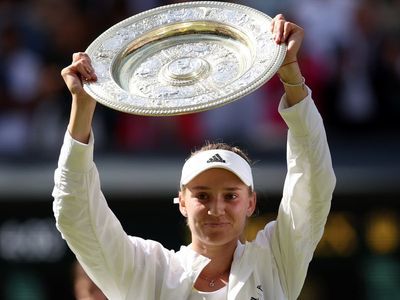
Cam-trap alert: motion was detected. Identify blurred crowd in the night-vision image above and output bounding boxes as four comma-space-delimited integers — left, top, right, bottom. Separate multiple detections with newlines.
0, 0, 399, 160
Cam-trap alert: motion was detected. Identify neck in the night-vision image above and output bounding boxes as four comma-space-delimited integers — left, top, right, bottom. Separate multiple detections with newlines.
192, 240, 237, 275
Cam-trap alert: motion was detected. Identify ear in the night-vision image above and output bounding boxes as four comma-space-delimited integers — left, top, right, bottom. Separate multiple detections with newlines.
247, 191, 257, 217
178, 191, 187, 217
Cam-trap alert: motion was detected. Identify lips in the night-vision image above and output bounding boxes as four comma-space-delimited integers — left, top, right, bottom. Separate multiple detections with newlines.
203, 222, 230, 227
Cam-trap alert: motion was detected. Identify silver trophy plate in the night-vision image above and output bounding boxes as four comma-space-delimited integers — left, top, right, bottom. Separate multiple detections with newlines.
84, 1, 286, 116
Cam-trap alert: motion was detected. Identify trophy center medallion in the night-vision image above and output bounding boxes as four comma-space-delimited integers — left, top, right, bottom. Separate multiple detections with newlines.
163, 57, 209, 84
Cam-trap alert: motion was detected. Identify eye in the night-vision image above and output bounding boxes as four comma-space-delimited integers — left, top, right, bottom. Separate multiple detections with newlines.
195, 192, 209, 201
224, 193, 238, 201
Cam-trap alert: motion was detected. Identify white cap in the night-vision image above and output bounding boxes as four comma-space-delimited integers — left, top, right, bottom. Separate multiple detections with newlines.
180, 149, 253, 190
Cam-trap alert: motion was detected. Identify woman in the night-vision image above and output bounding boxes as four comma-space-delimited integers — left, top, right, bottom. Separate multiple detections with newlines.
53, 15, 336, 300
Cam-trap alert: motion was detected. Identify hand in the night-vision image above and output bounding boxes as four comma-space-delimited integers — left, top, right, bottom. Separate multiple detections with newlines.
61, 52, 97, 97
270, 15, 307, 106
62, 52, 97, 143
270, 14, 305, 65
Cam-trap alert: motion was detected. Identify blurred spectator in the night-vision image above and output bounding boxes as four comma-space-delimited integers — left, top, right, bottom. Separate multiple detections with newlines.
334, 0, 377, 125
114, 113, 205, 153
0, 0, 399, 159
199, 86, 286, 151
371, 31, 400, 126
291, 0, 358, 65
0, 20, 42, 156
369, 0, 400, 127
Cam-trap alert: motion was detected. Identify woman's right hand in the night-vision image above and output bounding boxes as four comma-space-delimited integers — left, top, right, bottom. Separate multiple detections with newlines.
61, 52, 97, 97
62, 52, 98, 144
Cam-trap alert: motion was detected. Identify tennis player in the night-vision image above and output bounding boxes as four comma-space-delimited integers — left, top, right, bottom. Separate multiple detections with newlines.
53, 14, 336, 300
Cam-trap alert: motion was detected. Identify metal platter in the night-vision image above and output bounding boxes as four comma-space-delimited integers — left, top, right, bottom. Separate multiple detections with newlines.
83, 1, 286, 116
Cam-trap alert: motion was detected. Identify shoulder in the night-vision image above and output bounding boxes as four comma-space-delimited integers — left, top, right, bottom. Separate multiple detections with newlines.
128, 236, 176, 258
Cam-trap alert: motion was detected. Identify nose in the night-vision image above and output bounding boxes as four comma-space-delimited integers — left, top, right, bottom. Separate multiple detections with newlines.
207, 196, 225, 217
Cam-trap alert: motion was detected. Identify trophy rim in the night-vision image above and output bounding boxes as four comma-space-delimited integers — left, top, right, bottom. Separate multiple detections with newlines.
83, 1, 287, 116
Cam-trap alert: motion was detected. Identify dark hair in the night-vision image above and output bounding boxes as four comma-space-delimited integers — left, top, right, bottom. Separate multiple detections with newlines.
188, 141, 252, 165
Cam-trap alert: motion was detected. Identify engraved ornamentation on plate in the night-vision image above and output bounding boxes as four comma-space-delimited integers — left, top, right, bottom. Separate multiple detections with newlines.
84, 2, 286, 115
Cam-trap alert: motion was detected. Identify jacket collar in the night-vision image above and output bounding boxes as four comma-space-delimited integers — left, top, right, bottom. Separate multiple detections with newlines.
176, 240, 254, 290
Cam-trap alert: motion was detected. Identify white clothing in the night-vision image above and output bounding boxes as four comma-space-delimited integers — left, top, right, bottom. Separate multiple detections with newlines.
53, 89, 336, 300
189, 286, 228, 300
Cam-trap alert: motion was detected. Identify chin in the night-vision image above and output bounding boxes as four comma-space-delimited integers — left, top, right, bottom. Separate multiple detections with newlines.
203, 234, 239, 246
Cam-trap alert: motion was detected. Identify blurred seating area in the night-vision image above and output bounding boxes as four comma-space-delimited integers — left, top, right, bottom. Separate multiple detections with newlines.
0, 0, 399, 161
0, 1, 400, 299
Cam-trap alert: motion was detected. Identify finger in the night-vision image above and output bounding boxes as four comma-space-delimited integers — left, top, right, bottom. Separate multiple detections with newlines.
71, 52, 96, 79
61, 65, 79, 83
282, 22, 293, 43
73, 58, 97, 81
81, 62, 97, 81
270, 14, 285, 32
274, 14, 285, 22
75, 61, 96, 82
273, 19, 285, 44
284, 23, 305, 47
72, 52, 91, 63
61, 62, 92, 94
274, 14, 287, 43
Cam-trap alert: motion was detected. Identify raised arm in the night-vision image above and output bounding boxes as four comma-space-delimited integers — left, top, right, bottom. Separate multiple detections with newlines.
61, 52, 97, 143
54, 52, 181, 299
271, 14, 308, 106
257, 15, 336, 299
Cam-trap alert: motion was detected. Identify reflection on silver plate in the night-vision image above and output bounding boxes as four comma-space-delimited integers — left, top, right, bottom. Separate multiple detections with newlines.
84, 1, 286, 116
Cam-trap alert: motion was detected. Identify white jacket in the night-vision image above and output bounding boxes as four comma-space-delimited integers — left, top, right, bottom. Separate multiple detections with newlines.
53, 89, 336, 300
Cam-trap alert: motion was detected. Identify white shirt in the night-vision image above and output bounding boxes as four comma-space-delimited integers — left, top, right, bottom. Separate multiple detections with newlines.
53, 89, 336, 300
189, 286, 228, 300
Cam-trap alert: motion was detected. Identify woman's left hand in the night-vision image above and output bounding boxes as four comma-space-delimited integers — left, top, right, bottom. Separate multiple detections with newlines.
270, 14, 305, 65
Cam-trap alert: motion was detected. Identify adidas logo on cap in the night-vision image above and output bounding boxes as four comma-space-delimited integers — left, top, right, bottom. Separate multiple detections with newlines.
207, 153, 226, 163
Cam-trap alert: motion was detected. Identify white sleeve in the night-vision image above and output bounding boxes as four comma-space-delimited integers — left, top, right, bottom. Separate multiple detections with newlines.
52, 131, 170, 299
256, 88, 336, 299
